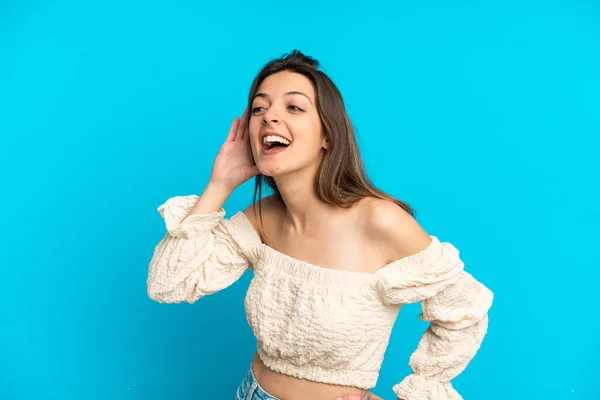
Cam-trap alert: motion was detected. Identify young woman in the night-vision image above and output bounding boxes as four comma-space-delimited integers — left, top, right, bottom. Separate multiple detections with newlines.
147, 50, 494, 400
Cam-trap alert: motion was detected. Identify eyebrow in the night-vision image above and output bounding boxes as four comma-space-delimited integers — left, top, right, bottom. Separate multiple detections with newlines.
253, 91, 313, 105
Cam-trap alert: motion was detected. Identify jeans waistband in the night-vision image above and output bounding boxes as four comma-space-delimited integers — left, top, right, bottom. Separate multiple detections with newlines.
236, 365, 371, 400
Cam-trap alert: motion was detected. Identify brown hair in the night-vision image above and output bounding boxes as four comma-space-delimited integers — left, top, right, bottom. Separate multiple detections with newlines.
246, 50, 416, 243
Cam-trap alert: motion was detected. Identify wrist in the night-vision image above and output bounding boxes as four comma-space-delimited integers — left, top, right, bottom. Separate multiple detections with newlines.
206, 180, 235, 198
183, 181, 233, 217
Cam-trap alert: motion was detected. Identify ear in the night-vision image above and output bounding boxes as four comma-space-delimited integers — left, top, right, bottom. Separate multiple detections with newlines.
322, 137, 329, 150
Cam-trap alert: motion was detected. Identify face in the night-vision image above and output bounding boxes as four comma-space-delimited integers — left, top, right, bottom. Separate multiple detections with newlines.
249, 71, 327, 178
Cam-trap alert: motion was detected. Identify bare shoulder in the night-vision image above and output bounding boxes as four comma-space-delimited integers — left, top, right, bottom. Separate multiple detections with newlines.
242, 193, 283, 233
359, 197, 432, 262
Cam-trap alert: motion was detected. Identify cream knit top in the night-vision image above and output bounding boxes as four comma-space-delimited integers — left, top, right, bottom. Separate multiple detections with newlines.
147, 195, 494, 399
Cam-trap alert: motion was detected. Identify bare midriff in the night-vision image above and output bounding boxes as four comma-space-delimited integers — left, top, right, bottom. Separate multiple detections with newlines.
251, 352, 370, 400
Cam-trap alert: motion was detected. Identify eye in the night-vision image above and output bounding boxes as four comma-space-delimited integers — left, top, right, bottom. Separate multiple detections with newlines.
251, 106, 265, 114
288, 103, 304, 112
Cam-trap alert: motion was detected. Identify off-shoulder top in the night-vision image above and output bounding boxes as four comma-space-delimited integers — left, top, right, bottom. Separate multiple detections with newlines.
146, 195, 494, 399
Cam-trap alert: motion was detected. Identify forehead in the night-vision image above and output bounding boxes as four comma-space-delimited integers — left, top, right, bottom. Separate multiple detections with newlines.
257, 71, 315, 99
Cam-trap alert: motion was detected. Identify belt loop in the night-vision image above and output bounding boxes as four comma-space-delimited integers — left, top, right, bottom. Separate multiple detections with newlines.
246, 382, 258, 399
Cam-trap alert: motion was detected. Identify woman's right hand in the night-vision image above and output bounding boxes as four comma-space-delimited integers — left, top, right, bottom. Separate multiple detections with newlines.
210, 109, 260, 192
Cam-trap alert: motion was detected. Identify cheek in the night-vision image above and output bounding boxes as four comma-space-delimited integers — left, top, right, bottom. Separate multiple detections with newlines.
309, 116, 324, 142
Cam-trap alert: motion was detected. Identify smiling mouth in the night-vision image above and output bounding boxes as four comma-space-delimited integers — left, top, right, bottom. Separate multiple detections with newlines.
262, 142, 289, 150
262, 134, 291, 152
261, 140, 291, 156
261, 142, 290, 155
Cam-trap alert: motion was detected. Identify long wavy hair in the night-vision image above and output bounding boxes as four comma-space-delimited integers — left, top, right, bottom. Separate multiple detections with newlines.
246, 50, 415, 243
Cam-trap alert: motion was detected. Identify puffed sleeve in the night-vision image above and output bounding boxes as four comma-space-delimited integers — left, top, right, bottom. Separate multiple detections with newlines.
146, 195, 260, 304
374, 236, 494, 400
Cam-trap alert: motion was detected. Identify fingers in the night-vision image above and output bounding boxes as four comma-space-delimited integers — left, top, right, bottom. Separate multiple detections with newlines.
227, 117, 240, 141
237, 108, 248, 141
227, 109, 248, 142
240, 118, 249, 141
242, 108, 251, 141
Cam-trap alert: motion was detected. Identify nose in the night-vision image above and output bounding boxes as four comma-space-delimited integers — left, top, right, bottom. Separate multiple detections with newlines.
262, 109, 280, 125
262, 116, 279, 125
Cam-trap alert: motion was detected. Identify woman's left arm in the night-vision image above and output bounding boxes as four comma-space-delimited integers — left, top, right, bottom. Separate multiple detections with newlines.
391, 269, 493, 400
367, 201, 494, 400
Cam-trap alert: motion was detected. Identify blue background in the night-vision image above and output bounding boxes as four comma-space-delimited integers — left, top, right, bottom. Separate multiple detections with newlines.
1, 0, 598, 399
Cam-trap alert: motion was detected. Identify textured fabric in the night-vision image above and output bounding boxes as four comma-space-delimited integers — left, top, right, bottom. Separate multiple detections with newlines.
147, 195, 494, 399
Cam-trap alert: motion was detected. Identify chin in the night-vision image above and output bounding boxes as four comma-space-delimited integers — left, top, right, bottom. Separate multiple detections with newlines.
257, 162, 292, 178
257, 168, 284, 178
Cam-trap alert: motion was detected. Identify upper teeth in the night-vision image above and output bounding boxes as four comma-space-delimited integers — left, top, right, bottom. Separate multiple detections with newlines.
263, 135, 291, 146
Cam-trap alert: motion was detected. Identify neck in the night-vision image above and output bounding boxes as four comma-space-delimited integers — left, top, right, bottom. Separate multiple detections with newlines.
273, 164, 334, 235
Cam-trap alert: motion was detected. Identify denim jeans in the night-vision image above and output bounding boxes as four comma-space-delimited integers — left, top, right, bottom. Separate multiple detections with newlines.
236, 365, 280, 400
235, 366, 372, 400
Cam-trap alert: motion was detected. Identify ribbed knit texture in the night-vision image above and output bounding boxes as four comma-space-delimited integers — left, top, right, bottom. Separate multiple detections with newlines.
147, 195, 494, 399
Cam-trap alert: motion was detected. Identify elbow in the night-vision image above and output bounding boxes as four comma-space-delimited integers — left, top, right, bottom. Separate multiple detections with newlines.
422, 272, 494, 330
146, 281, 184, 304
480, 280, 494, 312
147, 289, 189, 304
471, 279, 494, 321
147, 287, 167, 303
147, 285, 172, 303
146, 279, 202, 304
